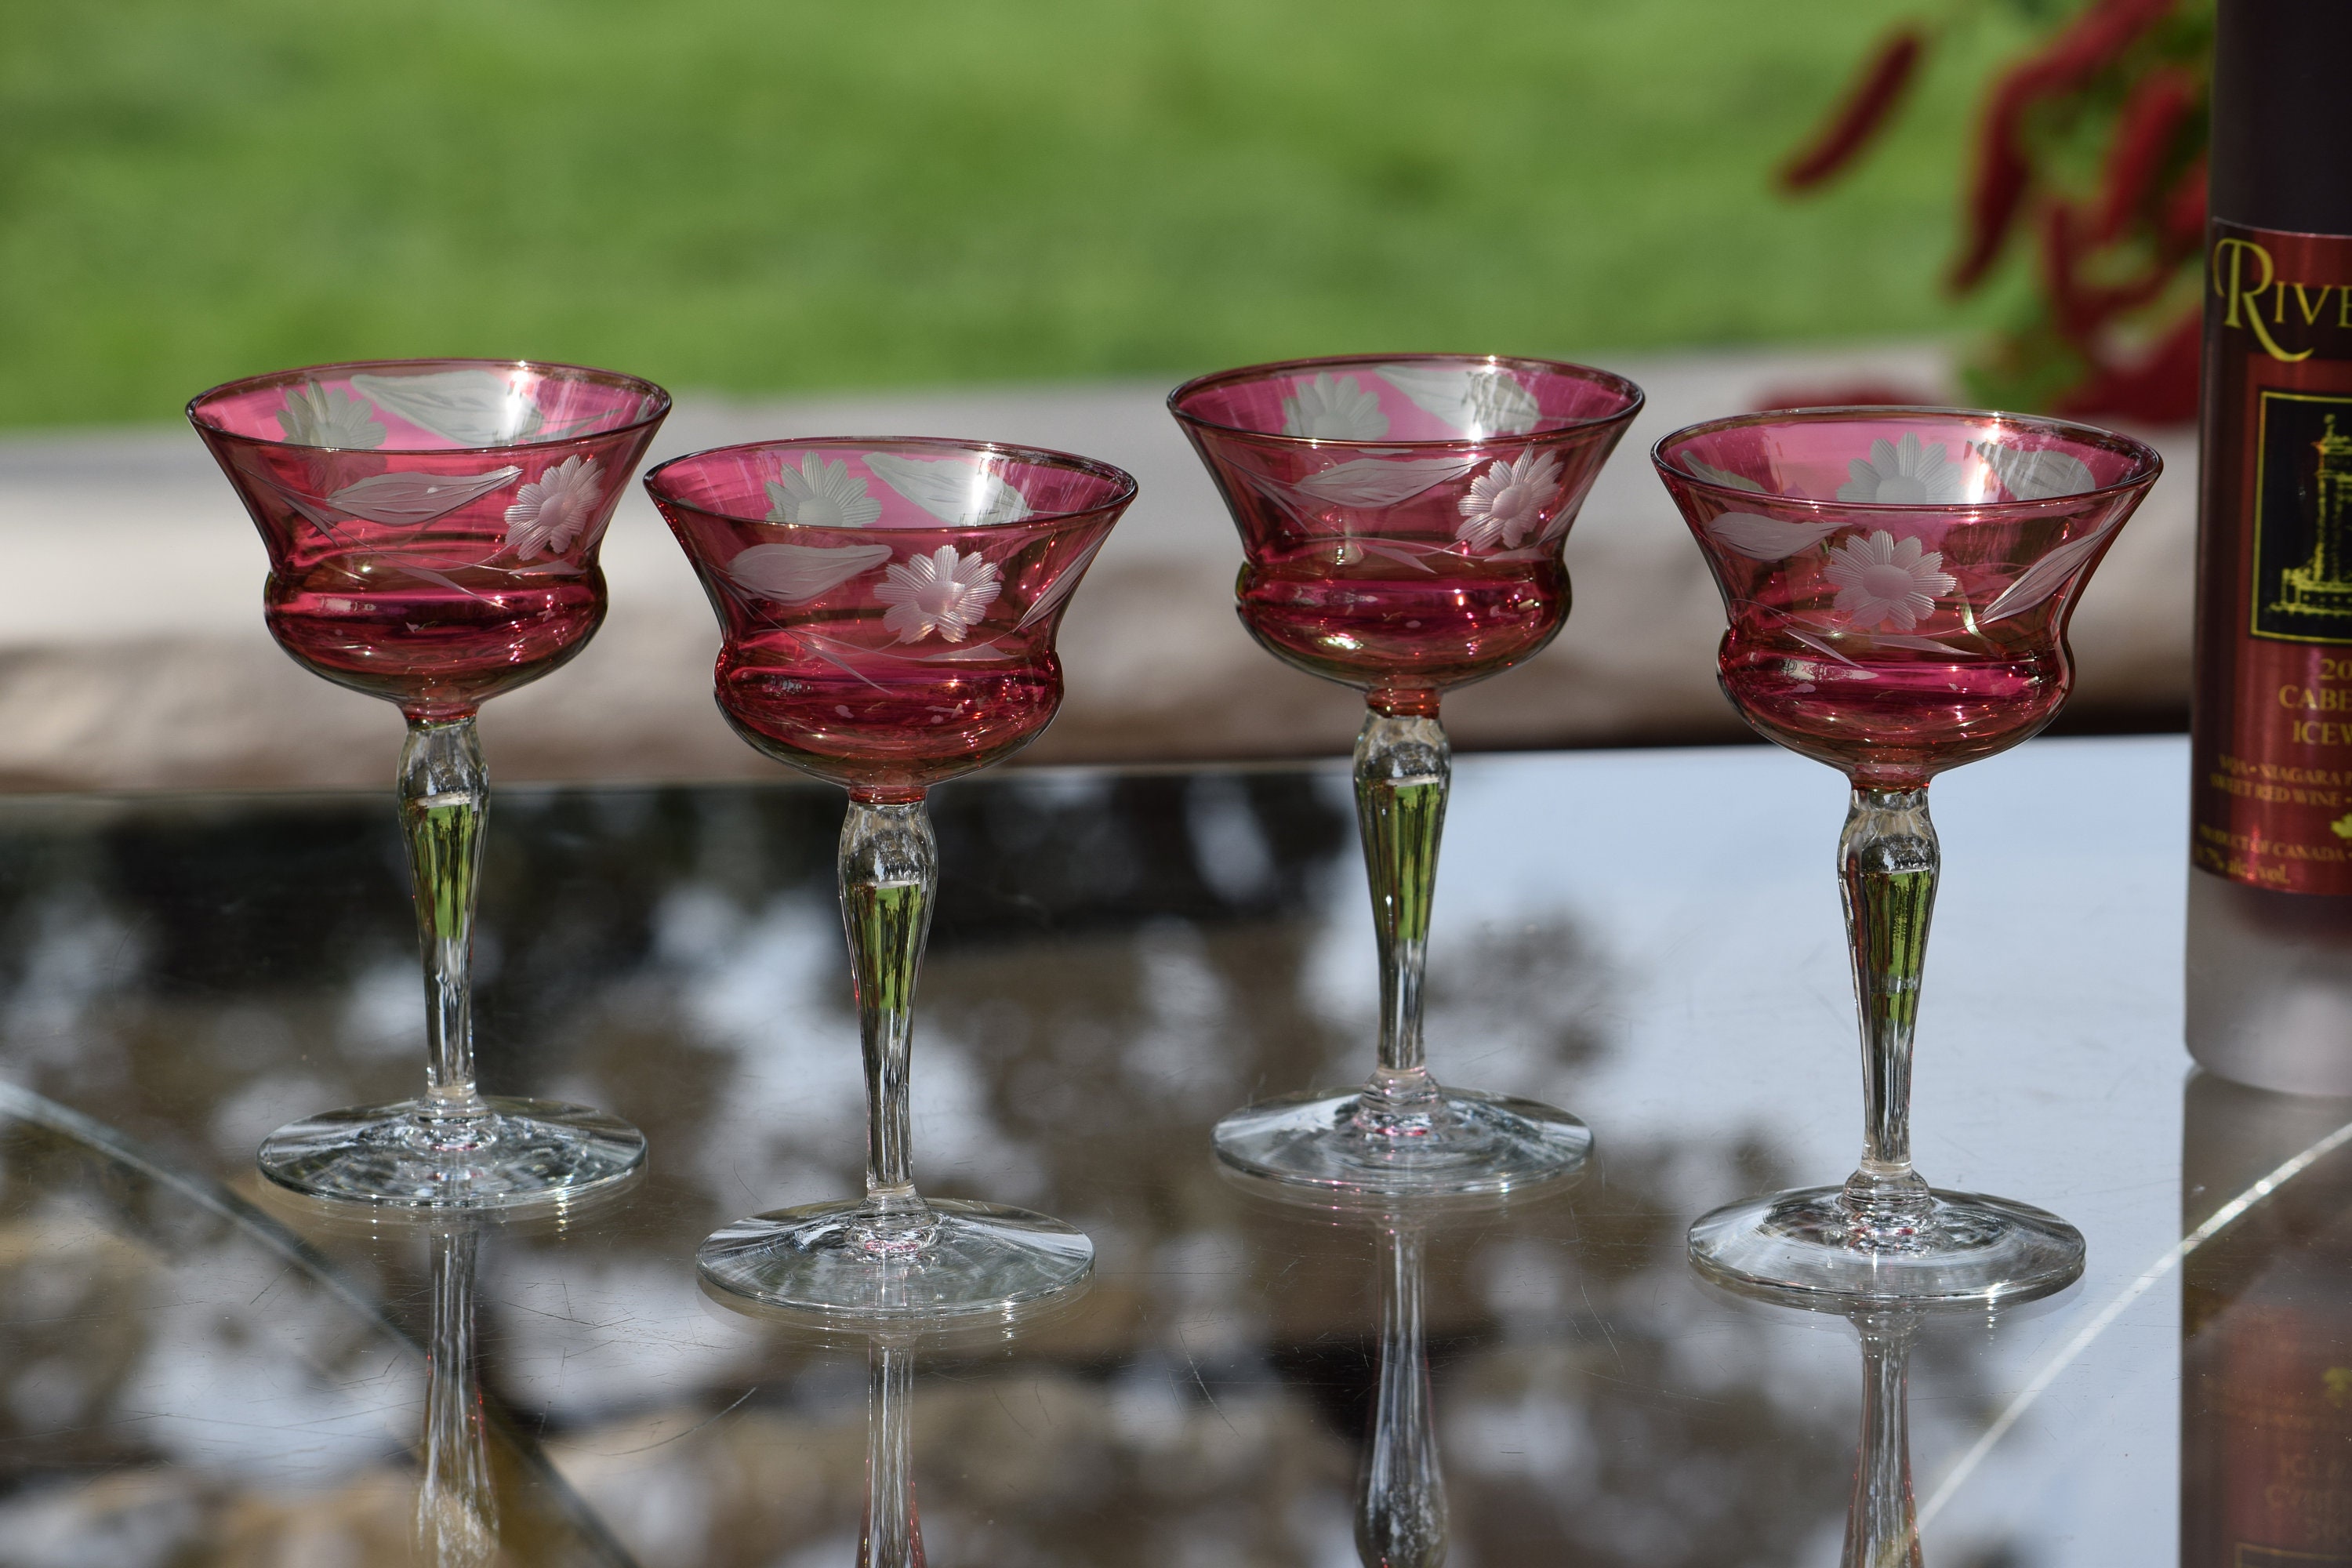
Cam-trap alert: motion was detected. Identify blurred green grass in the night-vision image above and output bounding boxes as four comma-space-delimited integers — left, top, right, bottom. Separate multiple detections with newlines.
0, 0, 2032, 427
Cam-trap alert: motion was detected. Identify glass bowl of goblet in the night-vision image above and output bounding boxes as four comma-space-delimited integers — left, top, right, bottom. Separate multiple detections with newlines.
1655, 405, 2161, 1305
1170, 354, 1644, 1196
647, 437, 1134, 1319
189, 358, 670, 1209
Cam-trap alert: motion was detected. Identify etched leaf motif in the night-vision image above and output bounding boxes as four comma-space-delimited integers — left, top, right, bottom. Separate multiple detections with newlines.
1978, 526, 2116, 623
1013, 535, 1110, 630
350, 370, 546, 446
1377, 364, 1539, 436
729, 542, 894, 604
1700, 511, 1846, 561
864, 452, 1030, 525
1295, 456, 1480, 506
1974, 441, 2096, 501
1681, 457, 1766, 493
328, 467, 522, 525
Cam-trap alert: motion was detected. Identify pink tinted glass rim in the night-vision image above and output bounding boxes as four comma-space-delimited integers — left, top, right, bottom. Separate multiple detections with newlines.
187, 357, 673, 456
644, 436, 1138, 534
1653, 404, 2164, 517
1168, 352, 1645, 448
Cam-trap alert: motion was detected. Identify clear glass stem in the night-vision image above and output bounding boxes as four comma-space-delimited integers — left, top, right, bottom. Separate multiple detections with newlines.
1838, 786, 1939, 1235
860, 1341, 925, 1568
1842, 1312, 1922, 1568
417, 1226, 498, 1568
402, 716, 488, 1120
1359, 1223, 1446, 1568
1355, 706, 1450, 1116
840, 796, 938, 1234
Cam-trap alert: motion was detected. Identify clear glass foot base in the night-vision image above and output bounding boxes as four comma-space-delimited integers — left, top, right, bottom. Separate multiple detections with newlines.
1212, 1084, 1592, 1197
1688, 1185, 2086, 1307
697, 1198, 1095, 1319
256, 1095, 647, 1210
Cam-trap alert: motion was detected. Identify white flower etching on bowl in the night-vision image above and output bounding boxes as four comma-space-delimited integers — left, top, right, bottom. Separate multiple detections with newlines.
1454, 450, 1564, 550
1974, 440, 2096, 501
1702, 512, 1846, 562
765, 453, 883, 528
1377, 364, 1540, 437
876, 545, 1003, 643
328, 468, 522, 526
278, 384, 387, 450
865, 452, 1030, 526
503, 456, 604, 560
352, 368, 547, 448
1280, 374, 1389, 441
730, 542, 895, 604
1823, 529, 1957, 632
1836, 434, 1968, 505
1294, 456, 1481, 506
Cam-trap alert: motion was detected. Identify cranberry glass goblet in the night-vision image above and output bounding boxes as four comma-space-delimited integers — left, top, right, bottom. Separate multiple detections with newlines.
1657, 407, 2161, 1304
190, 358, 670, 1208
1171, 354, 1643, 1196
648, 437, 1134, 1317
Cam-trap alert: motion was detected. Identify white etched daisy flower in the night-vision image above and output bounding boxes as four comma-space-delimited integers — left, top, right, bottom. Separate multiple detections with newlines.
278, 383, 386, 449
503, 456, 604, 560
1823, 529, 1956, 632
1836, 433, 1967, 504
875, 545, 1002, 643
1281, 373, 1389, 441
1454, 449, 1564, 550
765, 452, 883, 528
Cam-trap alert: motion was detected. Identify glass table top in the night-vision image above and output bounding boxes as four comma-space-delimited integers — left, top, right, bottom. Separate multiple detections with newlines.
0, 733, 2334, 1567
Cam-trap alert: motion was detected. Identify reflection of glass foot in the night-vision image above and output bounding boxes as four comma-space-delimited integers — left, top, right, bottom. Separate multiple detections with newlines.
698, 1199, 1094, 1319
1688, 1185, 2085, 1306
1212, 1085, 1592, 1197
257, 1095, 647, 1210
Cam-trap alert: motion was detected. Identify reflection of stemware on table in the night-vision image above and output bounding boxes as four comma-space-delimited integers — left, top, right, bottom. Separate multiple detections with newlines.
1705, 1276, 1929, 1568
1840, 1311, 1924, 1568
2183, 1071, 2352, 1566
650, 438, 1134, 1319
188, 359, 669, 1210
1360, 1218, 1444, 1568
1236, 1176, 1577, 1568
858, 1335, 926, 1568
1656, 408, 2161, 1305
1171, 355, 1642, 1198
417, 1225, 497, 1568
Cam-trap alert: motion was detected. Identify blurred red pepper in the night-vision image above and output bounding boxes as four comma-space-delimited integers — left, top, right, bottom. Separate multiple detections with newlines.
2089, 65, 2200, 245
1950, 0, 2179, 291
1779, 29, 1929, 191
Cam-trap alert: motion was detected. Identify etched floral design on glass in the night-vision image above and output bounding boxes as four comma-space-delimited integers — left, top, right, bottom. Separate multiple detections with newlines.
188, 358, 670, 1209
1656, 406, 2161, 1304
1171, 353, 1643, 1196
648, 437, 1134, 1316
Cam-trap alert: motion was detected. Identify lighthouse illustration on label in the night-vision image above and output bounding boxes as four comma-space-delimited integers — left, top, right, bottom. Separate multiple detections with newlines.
2255, 397, 2352, 641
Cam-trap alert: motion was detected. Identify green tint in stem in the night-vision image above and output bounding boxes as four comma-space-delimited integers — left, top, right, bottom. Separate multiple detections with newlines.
840, 796, 937, 1225
1838, 786, 1939, 1233
401, 717, 488, 1118
1355, 706, 1450, 1112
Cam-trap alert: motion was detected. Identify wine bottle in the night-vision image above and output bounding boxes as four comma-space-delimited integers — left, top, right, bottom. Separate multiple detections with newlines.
2185, 0, 2352, 1092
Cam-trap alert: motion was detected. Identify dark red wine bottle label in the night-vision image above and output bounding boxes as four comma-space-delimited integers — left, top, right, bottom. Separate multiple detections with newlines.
2194, 221, 2352, 892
